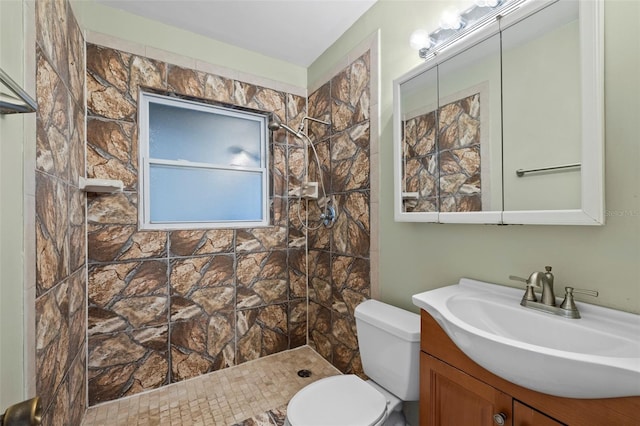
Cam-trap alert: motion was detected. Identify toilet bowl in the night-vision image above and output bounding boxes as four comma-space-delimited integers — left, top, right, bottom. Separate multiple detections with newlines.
285, 375, 388, 426
285, 300, 421, 426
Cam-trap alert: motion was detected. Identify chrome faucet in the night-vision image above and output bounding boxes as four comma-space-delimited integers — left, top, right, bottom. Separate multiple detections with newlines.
509, 266, 598, 319
509, 266, 555, 306
538, 266, 556, 306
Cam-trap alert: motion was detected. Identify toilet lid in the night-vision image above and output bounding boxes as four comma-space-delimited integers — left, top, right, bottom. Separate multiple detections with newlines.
287, 375, 387, 426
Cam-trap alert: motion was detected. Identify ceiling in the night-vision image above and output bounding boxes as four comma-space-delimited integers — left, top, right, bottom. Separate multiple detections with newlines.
97, 0, 378, 67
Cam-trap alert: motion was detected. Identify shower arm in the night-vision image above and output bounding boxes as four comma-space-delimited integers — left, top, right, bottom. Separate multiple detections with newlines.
301, 115, 331, 125
277, 122, 302, 137
297, 115, 331, 133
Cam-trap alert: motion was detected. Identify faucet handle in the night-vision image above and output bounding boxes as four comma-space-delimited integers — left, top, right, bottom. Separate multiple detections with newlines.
560, 286, 599, 315
572, 287, 599, 298
509, 275, 528, 284
510, 275, 537, 302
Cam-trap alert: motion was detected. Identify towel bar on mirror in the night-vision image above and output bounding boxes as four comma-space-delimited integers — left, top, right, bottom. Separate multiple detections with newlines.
516, 163, 581, 177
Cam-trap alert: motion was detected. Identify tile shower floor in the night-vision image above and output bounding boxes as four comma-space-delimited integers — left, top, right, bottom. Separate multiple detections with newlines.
82, 346, 341, 426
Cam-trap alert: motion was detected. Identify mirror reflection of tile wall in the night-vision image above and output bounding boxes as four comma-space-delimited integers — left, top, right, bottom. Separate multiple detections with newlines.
403, 92, 481, 213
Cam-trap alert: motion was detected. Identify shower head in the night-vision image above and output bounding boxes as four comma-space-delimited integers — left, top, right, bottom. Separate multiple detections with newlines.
268, 115, 283, 131
268, 114, 300, 137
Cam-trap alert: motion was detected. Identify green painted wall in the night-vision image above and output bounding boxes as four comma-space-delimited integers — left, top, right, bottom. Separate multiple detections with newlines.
71, 0, 307, 89
0, 0, 27, 411
310, 0, 640, 315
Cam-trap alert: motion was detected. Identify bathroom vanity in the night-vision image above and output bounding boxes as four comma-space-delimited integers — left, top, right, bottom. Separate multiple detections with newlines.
418, 312, 640, 425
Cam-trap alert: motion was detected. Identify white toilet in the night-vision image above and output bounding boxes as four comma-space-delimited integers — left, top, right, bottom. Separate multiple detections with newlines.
285, 299, 421, 426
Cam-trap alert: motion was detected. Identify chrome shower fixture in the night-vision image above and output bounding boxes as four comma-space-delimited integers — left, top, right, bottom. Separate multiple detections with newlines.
268, 114, 330, 138
320, 202, 337, 227
301, 115, 331, 125
267, 114, 300, 136
267, 113, 335, 229
297, 115, 331, 132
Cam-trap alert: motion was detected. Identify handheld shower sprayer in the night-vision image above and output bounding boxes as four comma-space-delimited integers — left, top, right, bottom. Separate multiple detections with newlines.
268, 114, 300, 136
268, 114, 331, 137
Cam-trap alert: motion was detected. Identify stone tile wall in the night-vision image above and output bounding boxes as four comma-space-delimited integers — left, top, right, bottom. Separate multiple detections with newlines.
306, 51, 372, 375
34, 0, 87, 424
403, 93, 482, 213
85, 43, 309, 405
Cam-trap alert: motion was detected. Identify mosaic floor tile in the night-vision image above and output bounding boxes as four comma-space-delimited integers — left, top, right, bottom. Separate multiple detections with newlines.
82, 346, 340, 425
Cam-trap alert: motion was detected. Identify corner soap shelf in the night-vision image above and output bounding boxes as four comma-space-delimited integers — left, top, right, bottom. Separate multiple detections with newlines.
79, 177, 124, 193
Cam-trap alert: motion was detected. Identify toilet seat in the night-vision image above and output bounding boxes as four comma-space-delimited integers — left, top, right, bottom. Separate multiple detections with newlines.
286, 375, 388, 426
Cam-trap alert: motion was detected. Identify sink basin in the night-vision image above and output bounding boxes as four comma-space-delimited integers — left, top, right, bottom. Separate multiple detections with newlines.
412, 278, 640, 399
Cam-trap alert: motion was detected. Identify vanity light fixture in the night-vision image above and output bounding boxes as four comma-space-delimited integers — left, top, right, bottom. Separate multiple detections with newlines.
409, 29, 433, 58
439, 7, 465, 31
475, 0, 502, 7
410, 0, 526, 60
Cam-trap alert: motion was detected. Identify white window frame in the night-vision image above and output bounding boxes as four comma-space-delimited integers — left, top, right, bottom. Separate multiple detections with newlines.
138, 92, 270, 230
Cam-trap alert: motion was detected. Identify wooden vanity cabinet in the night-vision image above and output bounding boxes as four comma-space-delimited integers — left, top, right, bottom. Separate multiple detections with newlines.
419, 311, 640, 426
422, 353, 513, 426
512, 401, 563, 426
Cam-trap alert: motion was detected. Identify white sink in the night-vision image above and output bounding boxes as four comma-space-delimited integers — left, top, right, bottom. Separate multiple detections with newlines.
412, 278, 640, 399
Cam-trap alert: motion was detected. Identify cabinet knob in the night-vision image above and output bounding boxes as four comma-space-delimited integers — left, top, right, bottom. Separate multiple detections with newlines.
493, 412, 507, 425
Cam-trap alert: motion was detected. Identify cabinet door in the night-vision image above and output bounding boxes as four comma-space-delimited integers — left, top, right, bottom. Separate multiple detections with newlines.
513, 401, 565, 426
421, 352, 512, 426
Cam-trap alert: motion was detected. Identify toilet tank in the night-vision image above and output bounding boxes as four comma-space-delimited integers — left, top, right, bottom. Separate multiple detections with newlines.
354, 299, 421, 401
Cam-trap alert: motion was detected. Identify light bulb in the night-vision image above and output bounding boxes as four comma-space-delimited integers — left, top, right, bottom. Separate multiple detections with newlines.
409, 29, 432, 51
439, 8, 464, 30
474, 0, 502, 7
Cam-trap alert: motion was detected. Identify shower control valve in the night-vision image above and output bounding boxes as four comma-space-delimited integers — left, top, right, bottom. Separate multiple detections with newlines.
321, 204, 337, 228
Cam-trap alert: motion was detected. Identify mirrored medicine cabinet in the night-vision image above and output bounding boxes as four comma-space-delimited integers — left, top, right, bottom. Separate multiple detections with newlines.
393, 0, 604, 225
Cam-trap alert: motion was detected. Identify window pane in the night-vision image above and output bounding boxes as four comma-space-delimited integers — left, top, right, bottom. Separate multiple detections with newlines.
149, 164, 263, 223
149, 102, 262, 167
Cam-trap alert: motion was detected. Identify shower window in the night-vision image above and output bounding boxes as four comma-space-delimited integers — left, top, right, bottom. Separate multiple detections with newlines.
139, 92, 269, 229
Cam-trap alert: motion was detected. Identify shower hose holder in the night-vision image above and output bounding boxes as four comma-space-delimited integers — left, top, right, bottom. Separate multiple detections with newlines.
300, 182, 319, 200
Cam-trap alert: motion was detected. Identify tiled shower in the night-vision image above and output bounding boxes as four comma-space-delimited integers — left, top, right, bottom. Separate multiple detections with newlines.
34, 0, 87, 424
33, 0, 373, 422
